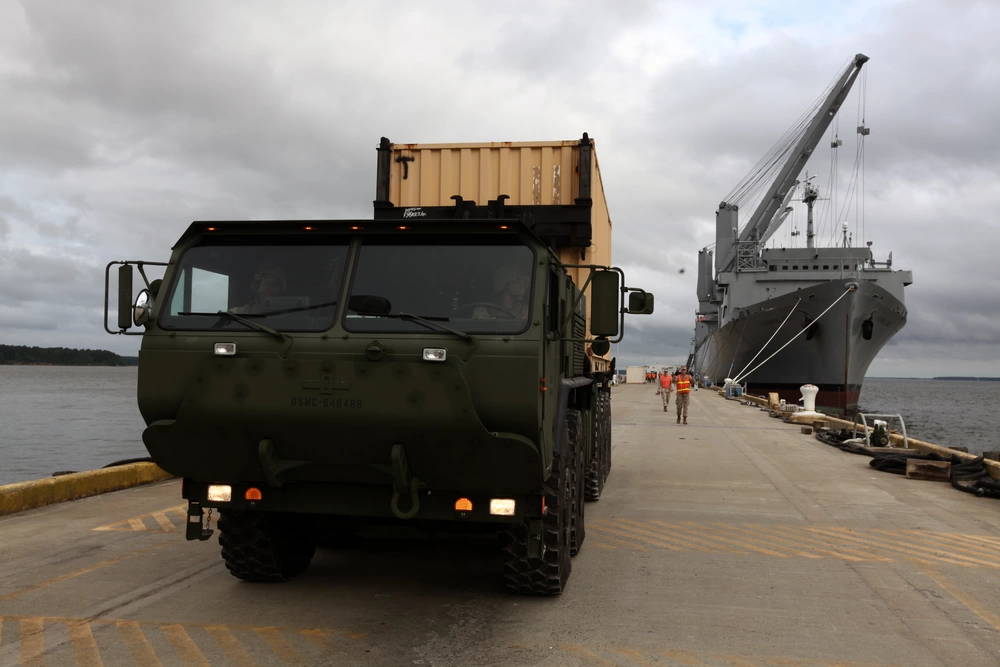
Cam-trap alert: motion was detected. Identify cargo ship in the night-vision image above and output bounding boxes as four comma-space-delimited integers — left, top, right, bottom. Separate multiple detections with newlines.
689, 54, 912, 414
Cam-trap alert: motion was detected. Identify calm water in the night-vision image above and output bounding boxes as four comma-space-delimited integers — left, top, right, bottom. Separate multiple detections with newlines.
1, 369, 998, 485
858, 377, 999, 455
0, 366, 147, 485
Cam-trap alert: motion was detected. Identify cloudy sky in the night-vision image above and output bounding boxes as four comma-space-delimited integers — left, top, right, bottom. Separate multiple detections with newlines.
2, 0, 997, 377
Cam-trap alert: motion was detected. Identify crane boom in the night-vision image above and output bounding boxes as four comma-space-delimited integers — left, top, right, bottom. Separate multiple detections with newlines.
737, 53, 868, 245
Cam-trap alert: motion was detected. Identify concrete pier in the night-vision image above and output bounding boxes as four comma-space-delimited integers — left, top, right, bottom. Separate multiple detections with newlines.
1, 384, 998, 665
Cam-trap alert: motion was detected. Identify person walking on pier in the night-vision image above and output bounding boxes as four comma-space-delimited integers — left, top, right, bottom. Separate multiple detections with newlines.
675, 367, 692, 424
658, 370, 673, 412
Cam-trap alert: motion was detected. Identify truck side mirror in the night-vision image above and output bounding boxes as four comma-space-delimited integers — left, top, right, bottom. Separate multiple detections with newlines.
627, 290, 654, 314
117, 264, 134, 330
589, 270, 620, 337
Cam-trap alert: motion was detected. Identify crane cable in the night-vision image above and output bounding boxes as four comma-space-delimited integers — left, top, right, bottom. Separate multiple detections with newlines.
732, 286, 854, 386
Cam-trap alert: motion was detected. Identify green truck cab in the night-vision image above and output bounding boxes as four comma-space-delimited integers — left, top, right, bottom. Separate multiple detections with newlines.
108, 136, 652, 595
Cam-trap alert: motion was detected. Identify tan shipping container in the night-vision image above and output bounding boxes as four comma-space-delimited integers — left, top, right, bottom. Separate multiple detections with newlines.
377, 136, 614, 369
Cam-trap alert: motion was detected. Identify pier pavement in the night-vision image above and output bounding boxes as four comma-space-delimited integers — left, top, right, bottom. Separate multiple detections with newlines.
0, 384, 998, 665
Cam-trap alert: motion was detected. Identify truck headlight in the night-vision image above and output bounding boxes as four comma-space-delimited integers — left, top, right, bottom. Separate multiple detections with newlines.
489, 499, 516, 516
207, 484, 232, 502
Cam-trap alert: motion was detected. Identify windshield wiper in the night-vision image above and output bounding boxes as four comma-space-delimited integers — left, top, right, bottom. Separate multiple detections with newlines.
177, 310, 289, 342
379, 312, 472, 340
249, 299, 339, 317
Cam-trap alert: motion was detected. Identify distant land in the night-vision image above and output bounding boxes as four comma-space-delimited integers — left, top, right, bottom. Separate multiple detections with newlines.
0, 344, 138, 366
931, 376, 1000, 381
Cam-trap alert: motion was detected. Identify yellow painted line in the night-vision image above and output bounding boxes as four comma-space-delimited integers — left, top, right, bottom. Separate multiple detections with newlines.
19, 617, 45, 667
920, 568, 1000, 633
206, 625, 257, 666
589, 533, 649, 552
590, 541, 619, 550
94, 504, 187, 533
805, 526, 948, 568
0, 545, 163, 601
806, 527, 967, 568
0, 462, 174, 516
589, 523, 678, 552
70, 620, 104, 667
151, 512, 176, 532
836, 527, 1000, 569
301, 628, 335, 651
756, 524, 893, 563
616, 518, 745, 554
657, 648, 702, 665
890, 529, 1000, 564
909, 530, 1000, 558
560, 643, 619, 665
160, 623, 210, 666
708, 653, 758, 666
254, 626, 301, 663
116, 620, 162, 667
747, 524, 872, 562
612, 647, 656, 665
710, 522, 824, 559
602, 519, 706, 552
659, 521, 791, 558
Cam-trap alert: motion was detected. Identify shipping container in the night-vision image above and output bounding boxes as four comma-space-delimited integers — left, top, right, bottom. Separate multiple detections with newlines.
375, 135, 613, 369
625, 366, 647, 384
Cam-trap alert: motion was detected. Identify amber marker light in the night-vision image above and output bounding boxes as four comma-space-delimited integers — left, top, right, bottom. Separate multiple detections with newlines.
398, 225, 409, 231
454, 497, 473, 512
206, 226, 217, 231
498, 225, 509, 230
303, 225, 314, 231
350, 225, 362, 231
244, 487, 263, 501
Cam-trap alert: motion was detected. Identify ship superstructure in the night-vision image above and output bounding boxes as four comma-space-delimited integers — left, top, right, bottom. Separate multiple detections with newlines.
691, 54, 913, 413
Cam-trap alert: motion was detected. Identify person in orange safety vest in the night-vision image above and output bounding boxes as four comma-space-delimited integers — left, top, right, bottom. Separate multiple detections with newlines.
674, 367, 692, 424
658, 371, 673, 412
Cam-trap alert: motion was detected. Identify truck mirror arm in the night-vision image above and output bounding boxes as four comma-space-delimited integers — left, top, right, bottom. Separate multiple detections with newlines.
104, 260, 169, 335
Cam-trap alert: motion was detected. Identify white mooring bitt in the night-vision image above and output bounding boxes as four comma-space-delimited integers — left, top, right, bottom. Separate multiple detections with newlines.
796, 384, 824, 418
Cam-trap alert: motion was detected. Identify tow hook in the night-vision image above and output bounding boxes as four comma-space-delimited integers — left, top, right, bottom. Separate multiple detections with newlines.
389, 444, 423, 520
185, 501, 215, 541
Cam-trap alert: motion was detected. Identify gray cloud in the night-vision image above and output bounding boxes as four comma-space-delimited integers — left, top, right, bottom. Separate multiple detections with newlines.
1, 1, 997, 375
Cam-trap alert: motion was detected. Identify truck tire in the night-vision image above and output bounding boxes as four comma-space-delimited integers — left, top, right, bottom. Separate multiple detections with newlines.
501, 440, 574, 595
567, 409, 586, 556
585, 390, 611, 501
218, 510, 316, 582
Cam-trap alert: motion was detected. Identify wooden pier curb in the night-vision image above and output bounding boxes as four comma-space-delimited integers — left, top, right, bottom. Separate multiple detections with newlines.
721, 389, 1000, 480
0, 463, 174, 516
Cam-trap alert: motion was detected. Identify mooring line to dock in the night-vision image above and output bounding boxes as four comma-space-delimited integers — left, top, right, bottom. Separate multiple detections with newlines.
731, 297, 802, 383
732, 286, 853, 385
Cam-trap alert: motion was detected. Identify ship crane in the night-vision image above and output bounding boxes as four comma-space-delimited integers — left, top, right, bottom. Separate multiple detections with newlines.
715, 53, 868, 273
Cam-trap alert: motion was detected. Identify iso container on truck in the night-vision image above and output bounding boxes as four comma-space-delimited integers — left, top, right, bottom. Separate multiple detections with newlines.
374, 135, 613, 373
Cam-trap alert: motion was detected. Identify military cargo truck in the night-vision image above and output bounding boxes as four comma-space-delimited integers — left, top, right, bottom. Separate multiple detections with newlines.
106, 134, 652, 595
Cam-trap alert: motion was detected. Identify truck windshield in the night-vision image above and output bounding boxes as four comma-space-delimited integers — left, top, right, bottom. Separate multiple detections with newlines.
345, 242, 534, 334
159, 242, 349, 332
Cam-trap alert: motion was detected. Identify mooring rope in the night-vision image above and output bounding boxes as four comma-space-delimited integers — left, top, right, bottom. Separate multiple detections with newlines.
732, 286, 855, 385
731, 297, 802, 382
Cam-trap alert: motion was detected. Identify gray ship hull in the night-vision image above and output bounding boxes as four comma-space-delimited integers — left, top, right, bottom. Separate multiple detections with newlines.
693, 278, 907, 413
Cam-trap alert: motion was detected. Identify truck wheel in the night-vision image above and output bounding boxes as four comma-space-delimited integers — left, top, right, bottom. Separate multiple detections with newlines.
218, 510, 316, 582
567, 410, 586, 556
585, 391, 611, 501
501, 448, 573, 595
602, 390, 612, 483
